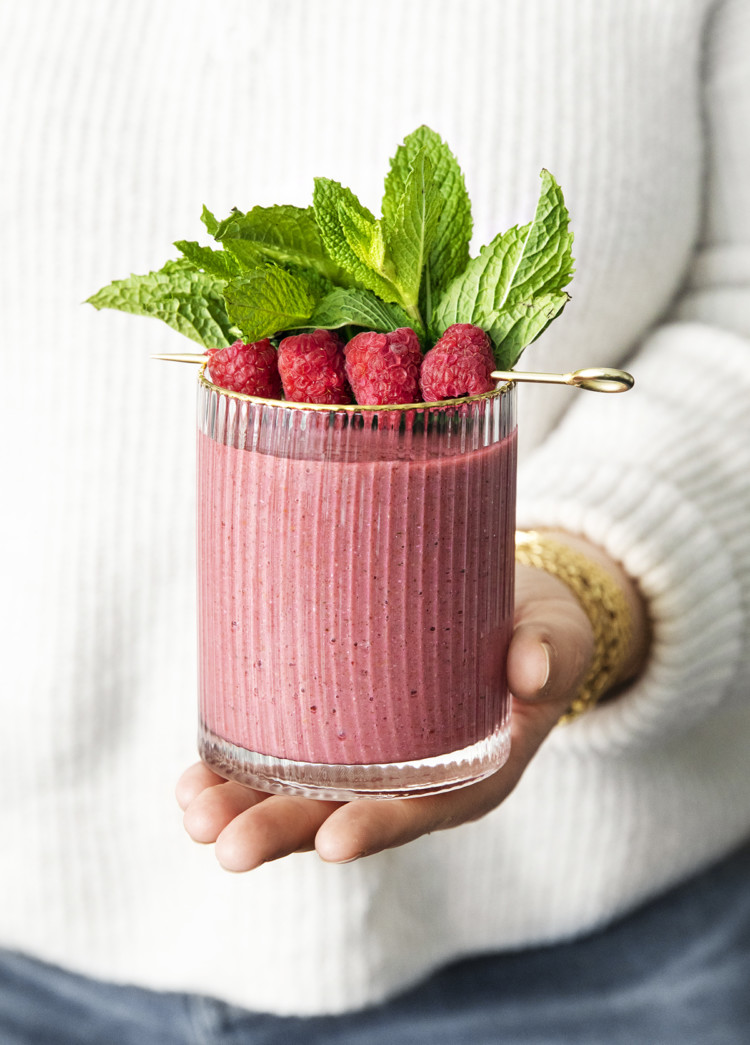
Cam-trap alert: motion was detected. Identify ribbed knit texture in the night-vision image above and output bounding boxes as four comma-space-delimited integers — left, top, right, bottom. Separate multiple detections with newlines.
1, 0, 749, 1016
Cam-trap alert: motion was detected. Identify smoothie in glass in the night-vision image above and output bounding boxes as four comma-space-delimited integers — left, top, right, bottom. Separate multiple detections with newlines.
197, 375, 517, 799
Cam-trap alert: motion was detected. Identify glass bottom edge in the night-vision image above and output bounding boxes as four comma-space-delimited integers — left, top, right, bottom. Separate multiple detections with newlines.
198, 721, 511, 801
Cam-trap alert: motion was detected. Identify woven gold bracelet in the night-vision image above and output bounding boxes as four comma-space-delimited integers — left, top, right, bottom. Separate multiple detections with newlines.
514, 530, 632, 723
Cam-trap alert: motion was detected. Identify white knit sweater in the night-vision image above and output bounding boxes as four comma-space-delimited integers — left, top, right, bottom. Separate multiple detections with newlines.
1, 0, 749, 1017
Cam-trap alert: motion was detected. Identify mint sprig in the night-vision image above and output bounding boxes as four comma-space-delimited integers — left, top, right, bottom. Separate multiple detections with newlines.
432, 169, 574, 368
88, 127, 574, 366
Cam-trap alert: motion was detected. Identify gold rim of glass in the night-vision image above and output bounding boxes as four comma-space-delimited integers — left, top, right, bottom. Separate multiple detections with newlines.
198, 363, 514, 412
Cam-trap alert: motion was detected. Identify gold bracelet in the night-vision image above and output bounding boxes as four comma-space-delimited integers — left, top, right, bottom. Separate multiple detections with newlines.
515, 530, 632, 723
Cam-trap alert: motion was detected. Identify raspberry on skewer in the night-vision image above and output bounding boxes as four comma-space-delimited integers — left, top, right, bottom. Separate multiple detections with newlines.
278, 330, 352, 404
207, 339, 282, 397
419, 323, 496, 402
344, 327, 422, 406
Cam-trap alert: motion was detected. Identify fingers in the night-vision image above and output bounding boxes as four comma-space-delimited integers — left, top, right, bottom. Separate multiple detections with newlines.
214, 795, 343, 872
177, 762, 345, 872
175, 761, 227, 810
182, 777, 270, 845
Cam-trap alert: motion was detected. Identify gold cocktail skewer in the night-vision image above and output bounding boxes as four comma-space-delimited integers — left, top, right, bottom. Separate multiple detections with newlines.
489, 367, 634, 393
152, 352, 634, 394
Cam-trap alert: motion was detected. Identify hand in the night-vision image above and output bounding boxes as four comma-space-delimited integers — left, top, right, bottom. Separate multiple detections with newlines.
176, 537, 647, 872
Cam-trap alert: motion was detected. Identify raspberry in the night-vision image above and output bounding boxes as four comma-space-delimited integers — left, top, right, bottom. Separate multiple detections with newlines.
277, 329, 352, 404
419, 324, 496, 402
344, 327, 422, 405
207, 339, 281, 398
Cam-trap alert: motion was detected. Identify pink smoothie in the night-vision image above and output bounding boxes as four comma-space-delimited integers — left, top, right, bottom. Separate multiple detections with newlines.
197, 418, 516, 768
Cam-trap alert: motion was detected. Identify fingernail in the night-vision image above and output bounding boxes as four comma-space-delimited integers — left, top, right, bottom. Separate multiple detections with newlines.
317, 839, 366, 864
539, 642, 553, 691
321, 849, 364, 865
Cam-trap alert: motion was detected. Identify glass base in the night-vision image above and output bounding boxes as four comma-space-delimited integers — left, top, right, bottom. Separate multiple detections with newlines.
198, 721, 511, 801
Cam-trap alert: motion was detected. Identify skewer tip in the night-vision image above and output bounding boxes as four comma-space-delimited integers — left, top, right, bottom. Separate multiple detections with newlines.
151, 352, 209, 364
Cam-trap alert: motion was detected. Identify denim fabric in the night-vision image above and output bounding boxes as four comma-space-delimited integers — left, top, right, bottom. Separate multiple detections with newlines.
2, 840, 749, 1045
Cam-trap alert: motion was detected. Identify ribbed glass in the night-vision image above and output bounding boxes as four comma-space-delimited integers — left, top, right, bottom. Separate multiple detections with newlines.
196, 379, 517, 800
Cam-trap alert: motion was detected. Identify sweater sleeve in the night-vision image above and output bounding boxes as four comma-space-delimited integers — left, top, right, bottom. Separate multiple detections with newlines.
517, 0, 750, 755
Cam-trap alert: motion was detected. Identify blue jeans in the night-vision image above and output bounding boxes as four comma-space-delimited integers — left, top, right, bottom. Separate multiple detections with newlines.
2, 840, 749, 1044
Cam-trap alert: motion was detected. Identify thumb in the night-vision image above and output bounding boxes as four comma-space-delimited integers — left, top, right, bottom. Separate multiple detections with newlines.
507, 568, 594, 713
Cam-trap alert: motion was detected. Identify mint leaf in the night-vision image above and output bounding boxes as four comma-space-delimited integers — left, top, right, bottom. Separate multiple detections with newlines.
175, 240, 243, 281
86, 259, 238, 348
490, 290, 570, 363
381, 148, 441, 310
218, 238, 269, 274
280, 263, 335, 301
305, 288, 413, 333
432, 169, 574, 368
223, 264, 318, 341
312, 179, 401, 304
214, 204, 348, 285
383, 126, 472, 301
201, 205, 220, 237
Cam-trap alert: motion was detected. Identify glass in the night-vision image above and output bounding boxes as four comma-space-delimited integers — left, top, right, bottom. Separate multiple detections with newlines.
196, 371, 517, 800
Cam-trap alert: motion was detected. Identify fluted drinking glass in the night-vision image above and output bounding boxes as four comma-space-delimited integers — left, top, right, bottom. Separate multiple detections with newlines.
196, 371, 517, 800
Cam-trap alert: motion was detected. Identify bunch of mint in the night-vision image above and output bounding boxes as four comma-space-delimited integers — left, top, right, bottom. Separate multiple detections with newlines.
87, 125, 574, 371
